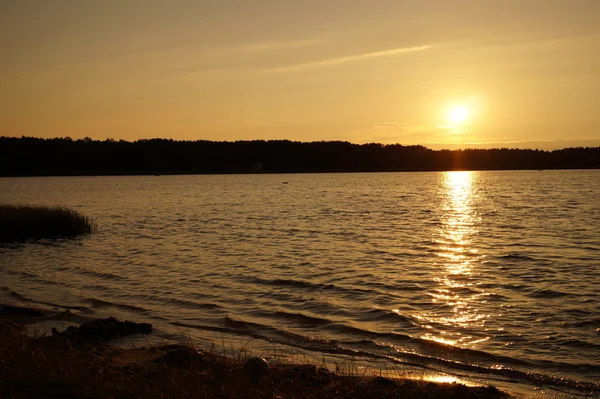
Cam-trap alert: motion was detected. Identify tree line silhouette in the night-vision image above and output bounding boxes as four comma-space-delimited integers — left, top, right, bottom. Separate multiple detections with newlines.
1, 136, 599, 176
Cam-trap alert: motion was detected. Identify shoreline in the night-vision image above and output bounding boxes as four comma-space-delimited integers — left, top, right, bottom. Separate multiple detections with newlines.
1, 167, 600, 178
0, 304, 512, 399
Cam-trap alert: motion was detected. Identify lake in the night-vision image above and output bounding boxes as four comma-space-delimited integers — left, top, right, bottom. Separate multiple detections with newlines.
1, 171, 599, 396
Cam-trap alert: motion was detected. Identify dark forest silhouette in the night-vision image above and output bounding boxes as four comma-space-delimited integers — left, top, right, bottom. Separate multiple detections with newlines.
1, 136, 599, 176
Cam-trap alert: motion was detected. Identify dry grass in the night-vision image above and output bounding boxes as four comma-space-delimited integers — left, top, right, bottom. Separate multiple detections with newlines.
0, 205, 96, 242
0, 320, 510, 399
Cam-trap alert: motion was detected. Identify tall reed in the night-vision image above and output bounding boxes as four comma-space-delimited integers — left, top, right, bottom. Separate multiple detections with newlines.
0, 205, 96, 242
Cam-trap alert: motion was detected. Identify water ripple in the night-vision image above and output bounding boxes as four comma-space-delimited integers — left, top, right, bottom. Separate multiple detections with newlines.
1, 171, 599, 393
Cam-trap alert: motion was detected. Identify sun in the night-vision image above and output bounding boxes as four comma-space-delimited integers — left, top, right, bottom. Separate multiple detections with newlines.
447, 106, 469, 125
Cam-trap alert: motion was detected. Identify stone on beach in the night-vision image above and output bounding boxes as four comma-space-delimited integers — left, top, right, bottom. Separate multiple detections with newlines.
153, 345, 213, 369
243, 356, 270, 379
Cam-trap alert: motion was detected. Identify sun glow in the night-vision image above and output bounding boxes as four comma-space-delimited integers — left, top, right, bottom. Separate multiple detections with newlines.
447, 106, 469, 125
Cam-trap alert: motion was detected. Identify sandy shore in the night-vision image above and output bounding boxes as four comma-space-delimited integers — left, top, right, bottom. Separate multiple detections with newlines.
0, 304, 511, 399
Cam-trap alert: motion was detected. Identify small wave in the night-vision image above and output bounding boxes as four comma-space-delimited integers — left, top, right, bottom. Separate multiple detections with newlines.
2, 288, 91, 313
322, 323, 412, 343
497, 224, 527, 230
271, 310, 331, 326
5, 270, 62, 286
360, 308, 414, 324
239, 275, 391, 300
70, 267, 129, 282
223, 316, 267, 331
442, 286, 479, 295
240, 275, 337, 291
144, 296, 223, 310
499, 254, 536, 261
558, 338, 600, 351
173, 317, 600, 395
3, 287, 29, 302
86, 298, 148, 313
563, 308, 594, 317
271, 278, 336, 290
527, 288, 569, 298
81, 284, 111, 291
6, 270, 39, 279
360, 280, 422, 293
563, 318, 600, 328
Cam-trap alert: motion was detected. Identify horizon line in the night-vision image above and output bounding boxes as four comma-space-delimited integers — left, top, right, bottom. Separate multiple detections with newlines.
2, 135, 600, 151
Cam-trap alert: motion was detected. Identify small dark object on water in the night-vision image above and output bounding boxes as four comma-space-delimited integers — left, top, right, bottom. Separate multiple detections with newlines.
244, 357, 270, 379
51, 316, 152, 341
282, 181, 288, 184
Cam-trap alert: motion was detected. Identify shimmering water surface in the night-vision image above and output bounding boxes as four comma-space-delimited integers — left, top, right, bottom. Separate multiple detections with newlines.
1, 171, 599, 395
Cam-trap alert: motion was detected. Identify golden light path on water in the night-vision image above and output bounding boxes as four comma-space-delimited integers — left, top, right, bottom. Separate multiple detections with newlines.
414, 171, 490, 347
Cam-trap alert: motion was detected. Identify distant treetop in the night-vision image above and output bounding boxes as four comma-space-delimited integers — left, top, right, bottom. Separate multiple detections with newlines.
1, 136, 599, 176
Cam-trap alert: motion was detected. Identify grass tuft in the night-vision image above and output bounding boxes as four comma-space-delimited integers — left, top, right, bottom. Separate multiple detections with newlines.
0, 319, 512, 399
0, 205, 96, 242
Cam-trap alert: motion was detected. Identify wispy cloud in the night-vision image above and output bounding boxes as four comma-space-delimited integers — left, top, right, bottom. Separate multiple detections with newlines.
266, 45, 432, 73
242, 38, 326, 52
344, 120, 437, 144
425, 138, 600, 150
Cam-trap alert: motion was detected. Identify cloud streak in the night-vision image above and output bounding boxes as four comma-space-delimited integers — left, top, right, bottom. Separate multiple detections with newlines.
266, 45, 432, 73
242, 38, 326, 52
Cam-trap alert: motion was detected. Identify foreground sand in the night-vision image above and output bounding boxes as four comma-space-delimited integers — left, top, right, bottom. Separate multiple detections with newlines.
0, 306, 510, 399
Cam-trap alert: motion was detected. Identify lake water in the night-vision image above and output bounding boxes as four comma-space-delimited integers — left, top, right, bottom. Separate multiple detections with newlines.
1, 171, 599, 396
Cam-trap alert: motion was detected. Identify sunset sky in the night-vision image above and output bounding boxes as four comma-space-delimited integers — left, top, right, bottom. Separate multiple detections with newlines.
1, 1, 599, 149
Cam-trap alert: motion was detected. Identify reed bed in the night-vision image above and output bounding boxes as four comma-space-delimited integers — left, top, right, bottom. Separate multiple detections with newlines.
0, 205, 96, 242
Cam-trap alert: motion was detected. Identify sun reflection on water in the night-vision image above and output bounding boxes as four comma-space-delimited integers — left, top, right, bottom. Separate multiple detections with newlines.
416, 171, 489, 347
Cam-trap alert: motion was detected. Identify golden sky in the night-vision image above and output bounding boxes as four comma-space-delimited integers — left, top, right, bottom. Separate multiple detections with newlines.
1, 1, 599, 149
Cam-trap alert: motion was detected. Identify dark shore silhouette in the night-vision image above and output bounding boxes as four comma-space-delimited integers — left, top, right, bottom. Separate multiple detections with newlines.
1, 136, 599, 176
0, 307, 510, 399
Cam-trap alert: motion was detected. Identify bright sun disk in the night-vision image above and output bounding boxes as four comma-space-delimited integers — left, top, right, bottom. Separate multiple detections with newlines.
447, 106, 469, 124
